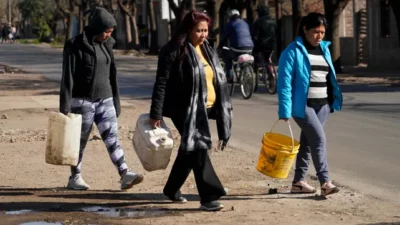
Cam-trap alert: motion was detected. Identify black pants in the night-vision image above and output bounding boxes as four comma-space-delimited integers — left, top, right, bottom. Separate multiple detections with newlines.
163, 114, 226, 204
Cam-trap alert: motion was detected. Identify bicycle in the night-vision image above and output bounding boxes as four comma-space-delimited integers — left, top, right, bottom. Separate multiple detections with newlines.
221, 47, 256, 99
254, 50, 277, 94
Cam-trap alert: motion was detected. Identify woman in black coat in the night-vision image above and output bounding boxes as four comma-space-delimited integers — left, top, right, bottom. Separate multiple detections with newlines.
149, 10, 232, 211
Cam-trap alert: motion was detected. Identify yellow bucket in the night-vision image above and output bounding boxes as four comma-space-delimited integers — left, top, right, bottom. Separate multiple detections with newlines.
256, 120, 300, 179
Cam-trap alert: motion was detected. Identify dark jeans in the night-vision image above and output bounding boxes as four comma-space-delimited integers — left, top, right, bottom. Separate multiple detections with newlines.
223, 47, 253, 78
163, 114, 226, 204
293, 104, 330, 185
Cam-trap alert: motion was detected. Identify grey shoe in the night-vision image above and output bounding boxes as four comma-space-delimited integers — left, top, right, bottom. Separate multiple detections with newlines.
200, 201, 224, 211
120, 171, 144, 190
67, 174, 90, 190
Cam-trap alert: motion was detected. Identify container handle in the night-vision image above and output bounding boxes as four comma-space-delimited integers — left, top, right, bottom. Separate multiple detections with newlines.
269, 119, 295, 152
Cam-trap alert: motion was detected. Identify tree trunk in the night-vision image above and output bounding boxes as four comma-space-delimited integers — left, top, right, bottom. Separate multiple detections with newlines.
147, 0, 158, 54
389, 0, 400, 45
131, 3, 140, 48
246, 0, 258, 27
167, 0, 189, 30
219, 1, 228, 39
125, 14, 133, 49
324, 0, 351, 73
209, 0, 223, 48
190, 0, 196, 10
79, 9, 84, 33
65, 12, 75, 41
292, 0, 303, 38
117, 0, 138, 49
275, 0, 282, 58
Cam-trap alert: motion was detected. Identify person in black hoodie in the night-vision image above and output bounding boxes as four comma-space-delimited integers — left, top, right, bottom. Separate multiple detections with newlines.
59, 7, 144, 190
252, 6, 277, 69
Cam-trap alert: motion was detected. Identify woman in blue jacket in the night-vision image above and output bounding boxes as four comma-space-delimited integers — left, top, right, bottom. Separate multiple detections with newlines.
277, 12, 342, 196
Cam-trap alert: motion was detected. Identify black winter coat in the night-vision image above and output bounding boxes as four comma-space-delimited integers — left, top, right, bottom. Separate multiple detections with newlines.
150, 42, 225, 121
59, 29, 120, 116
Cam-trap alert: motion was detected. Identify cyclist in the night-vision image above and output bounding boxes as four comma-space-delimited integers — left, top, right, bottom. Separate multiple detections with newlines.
252, 6, 277, 70
218, 9, 254, 82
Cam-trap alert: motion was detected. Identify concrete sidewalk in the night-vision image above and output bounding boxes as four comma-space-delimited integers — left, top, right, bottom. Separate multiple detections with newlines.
0, 95, 133, 112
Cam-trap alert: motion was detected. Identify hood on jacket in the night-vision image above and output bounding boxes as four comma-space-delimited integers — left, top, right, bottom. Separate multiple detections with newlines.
87, 7, 117, 36
257, 6, 270, 17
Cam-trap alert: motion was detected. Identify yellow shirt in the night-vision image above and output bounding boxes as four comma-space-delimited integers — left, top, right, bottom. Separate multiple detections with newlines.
195, 45, 216, 108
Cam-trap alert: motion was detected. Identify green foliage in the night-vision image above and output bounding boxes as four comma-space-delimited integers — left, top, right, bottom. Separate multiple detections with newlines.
18, 0, 60, 39
18, 39, 40, 44
50, 36, 65, 48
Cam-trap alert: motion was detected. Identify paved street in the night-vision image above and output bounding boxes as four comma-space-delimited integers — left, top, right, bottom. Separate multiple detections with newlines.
1, 43, 400, 204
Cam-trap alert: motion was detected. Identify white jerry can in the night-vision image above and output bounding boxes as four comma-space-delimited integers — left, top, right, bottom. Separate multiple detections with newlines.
133, 113, 174, 172
45, 112, 82, 166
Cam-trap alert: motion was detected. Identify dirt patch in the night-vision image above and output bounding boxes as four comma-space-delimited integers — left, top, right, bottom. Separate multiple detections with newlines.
0, 73, 59, 96
337, 75, 400, 86
0, 106, 399, 225
0, 65, 27, 74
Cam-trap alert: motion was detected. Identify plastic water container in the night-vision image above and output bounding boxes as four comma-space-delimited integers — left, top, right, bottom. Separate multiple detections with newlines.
45, 112, 82, 166
133, 113, 174, 172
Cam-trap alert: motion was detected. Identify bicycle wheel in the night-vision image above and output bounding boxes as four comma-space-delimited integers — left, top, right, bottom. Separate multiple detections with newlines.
264, 64, 277, 94
240, 64, 255, 99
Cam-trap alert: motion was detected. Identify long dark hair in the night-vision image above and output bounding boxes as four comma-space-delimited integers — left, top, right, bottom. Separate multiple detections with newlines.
297, 12, 328, 38
170, 10, 211, 48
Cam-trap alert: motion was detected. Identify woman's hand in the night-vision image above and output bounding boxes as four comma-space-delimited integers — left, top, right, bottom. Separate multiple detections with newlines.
280, 118, 289, 122
149, 118, 161, 128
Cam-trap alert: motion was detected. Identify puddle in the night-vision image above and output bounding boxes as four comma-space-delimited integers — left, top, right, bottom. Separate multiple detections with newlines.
6, 209, 35, 215
81, 206, 179, 218
19, 222, 62, 225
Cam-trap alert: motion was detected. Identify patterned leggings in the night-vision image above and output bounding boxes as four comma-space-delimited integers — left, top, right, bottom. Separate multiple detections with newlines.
71, 98, 128, 176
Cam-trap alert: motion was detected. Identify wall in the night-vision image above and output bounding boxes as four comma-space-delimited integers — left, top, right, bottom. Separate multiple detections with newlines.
367, 0, 400, 69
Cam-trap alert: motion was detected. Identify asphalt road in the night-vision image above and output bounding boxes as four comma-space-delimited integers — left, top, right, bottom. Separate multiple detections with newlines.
1, 43, 400, 204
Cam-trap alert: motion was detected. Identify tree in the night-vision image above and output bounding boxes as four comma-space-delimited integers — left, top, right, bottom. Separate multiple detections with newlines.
389, 0, 400, 45
10, 0, 21, 26
292, 0, 304, 38
276, 0, 283, 58
0, 2, 5, 22
323, 0, 351, 73
246, 0, 259, 27
18, 0, 59, 39
55, 0, 78, 41
77, 0, 90, 33
167, 0, 191, 34
207, 0, 224, 48
147, 0, 158, 54
117, 0, 140, 49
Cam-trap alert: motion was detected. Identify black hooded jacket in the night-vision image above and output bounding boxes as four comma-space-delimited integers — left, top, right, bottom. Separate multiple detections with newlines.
252, 7, 277, 49
59, 7, 121, 116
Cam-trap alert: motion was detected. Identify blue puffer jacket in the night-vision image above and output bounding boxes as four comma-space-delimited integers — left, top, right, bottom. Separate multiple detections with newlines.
222, 18, 254, 48
277, 36, 343, 119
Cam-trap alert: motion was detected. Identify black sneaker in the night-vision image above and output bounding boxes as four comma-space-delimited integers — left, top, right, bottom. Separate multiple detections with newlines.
200, 201, 224, 211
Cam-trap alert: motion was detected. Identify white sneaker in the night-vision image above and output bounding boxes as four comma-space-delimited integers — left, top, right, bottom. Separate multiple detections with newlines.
120, 171, 144, 190
67, 174, 90, 190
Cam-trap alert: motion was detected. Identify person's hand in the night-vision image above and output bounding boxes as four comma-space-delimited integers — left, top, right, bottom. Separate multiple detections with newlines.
149, 118, 161, 128
60, 110, 69, 116
217, 140, 228, 151
280, 118, 289, 122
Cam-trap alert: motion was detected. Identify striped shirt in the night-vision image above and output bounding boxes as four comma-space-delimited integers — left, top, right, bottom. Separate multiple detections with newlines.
305, 42, 329, 105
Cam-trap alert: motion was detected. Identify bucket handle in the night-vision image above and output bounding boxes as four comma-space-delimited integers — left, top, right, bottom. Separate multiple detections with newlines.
269, 119, 295, 152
